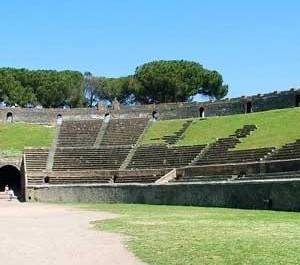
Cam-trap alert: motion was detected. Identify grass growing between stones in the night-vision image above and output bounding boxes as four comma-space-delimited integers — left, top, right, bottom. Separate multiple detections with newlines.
142, 108, 300, 149
142, 119, 189, 145
0, 122, 55, 155
79, 203, 300, 265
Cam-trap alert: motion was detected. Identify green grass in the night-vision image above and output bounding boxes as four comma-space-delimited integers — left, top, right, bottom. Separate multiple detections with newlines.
142, 119, 188, 144
142, 108, 300, 149
78, 203, 300, 265
0, 122, 55, 156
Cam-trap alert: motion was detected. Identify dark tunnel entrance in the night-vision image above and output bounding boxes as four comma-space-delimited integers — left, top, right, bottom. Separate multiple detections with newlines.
246, 101, 253, 113
295, 94, 300, 107
199, 107, 205, 118
0, 165, 22, 198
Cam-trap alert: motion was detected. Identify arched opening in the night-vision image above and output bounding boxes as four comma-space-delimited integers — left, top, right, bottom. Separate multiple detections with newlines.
199, 107, 205, 118
56, 114, 62, 125
44, 176, 50, 184
152, 110, 158, 120
295, 94, 300, 107
0, 165, 21, 198
6, 112, 13, 123
112, 175, 117, 183
104, 112, 110, 122
246, 101, 252, 113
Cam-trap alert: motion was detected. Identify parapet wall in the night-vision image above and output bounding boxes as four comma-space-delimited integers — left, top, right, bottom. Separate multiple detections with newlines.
178, 158, 300, 177
27, 179, 300, 211
1, 88, 299, 123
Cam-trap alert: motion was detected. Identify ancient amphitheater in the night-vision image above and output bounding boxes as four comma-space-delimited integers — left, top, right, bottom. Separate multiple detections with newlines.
1, 88, 300, 211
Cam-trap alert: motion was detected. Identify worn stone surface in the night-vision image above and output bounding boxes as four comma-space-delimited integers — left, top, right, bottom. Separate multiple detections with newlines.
0, 89, 298, 123
28, 179, 300, 211
180, 158, 300, 177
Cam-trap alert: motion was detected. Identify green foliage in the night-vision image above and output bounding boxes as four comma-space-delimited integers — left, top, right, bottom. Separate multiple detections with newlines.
0, 68, 85, 107
0, 60, 228, 106
100, 76, 135, 104
142, 108, 300, 149
134, 60, 228, 103
79, 203, 300, 265
0, 123, 55, 155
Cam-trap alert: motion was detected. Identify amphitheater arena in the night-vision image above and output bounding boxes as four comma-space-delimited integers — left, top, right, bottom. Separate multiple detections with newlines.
2, 88, 300, 211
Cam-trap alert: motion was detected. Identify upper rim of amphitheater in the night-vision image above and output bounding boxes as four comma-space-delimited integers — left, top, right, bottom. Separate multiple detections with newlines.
0, 88, 299, 124
0, 88, 299, 111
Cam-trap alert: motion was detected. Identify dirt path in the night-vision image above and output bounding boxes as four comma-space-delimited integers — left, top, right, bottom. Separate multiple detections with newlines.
0, 201, 146, 265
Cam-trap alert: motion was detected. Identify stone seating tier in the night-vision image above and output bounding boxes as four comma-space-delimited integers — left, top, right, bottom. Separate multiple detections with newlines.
48, 175, 113, 184
114, 174, 164, 183
174, 170, 300, 183
239, 170, 300, 181
26, 175, 45, 185
127, 145, 206, 169
194, 125, 258, 166
266, 140, 300, 160
52, 147, 131, 171
57, 120, 102, 147
101, 118, 148, 146
173, 175, 230, 183
24, 148, 49, 171
195, 148, 274, 165
161, 120, 192, 145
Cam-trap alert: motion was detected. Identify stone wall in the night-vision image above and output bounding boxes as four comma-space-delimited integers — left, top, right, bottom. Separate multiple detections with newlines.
0, 156, 22, 169
0, 89, 299, 123
179, 158, 300, 177
0, 108, 103, 124
27, 179, 300, 211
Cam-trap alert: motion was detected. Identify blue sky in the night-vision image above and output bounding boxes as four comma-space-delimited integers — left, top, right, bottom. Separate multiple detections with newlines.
0, 1, 299, 98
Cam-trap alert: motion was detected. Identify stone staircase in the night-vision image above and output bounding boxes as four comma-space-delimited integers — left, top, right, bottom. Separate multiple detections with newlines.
0, 192, 18, 201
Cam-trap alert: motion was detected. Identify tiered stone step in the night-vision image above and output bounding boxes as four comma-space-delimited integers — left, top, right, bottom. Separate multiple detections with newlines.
57, 120, 102, 147
115, 174, 163, 183
174, 171, 300, 183
101, 118, 148, 146
127, 144, 206, 169
27, 174, 46, 185
161, 120, 192, 145
195, 147, 274, 165
238, 171, 300, 181
53, 147, 131, 171
0, 192, 18, 201
266, 140, 300, 160
24, 148, 49, 171
48, 175, 113, 184
194, 125, 258, 166
173, 175, 231, 183
233, 124, 257, 138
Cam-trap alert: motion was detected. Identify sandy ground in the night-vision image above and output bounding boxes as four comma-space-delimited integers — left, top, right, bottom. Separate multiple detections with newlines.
0, 201, 146, 265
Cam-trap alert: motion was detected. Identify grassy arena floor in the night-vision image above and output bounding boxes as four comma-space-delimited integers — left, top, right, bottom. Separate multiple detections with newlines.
79, 203, 300, 265
0, 122, 55, 155
142, 108, 300, 149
